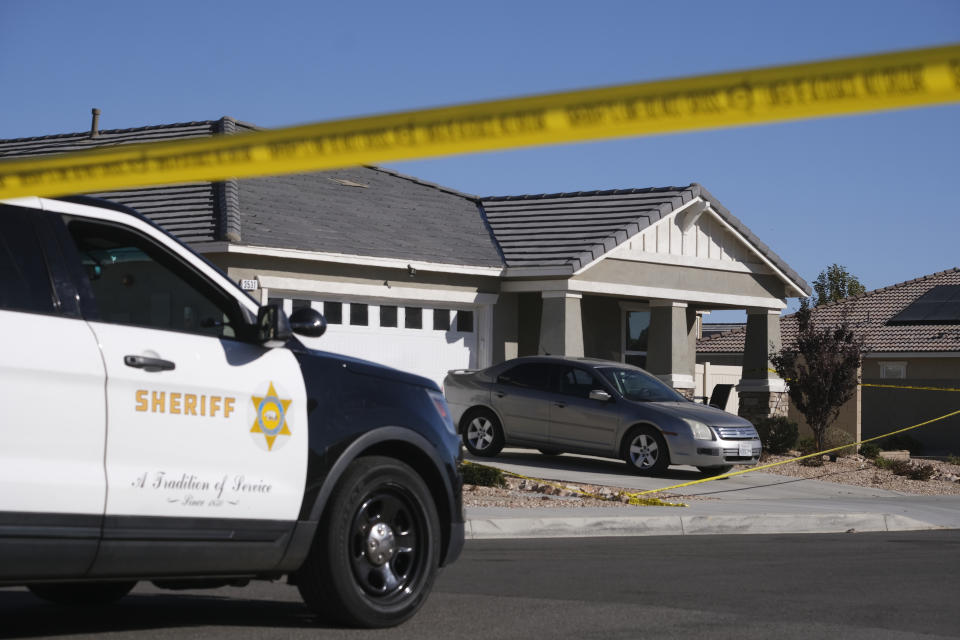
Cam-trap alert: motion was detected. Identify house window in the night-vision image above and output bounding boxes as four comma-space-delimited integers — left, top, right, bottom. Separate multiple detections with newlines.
624, 309, 650, 368
324, 301, 342, 324
292, 299, 312, 311
433, 308, 451, 331
380, 305, 398, 328
350, 303, 368, 326
879, 361, 907, 379
405, 306, 422, 329
457, 310, 474, 332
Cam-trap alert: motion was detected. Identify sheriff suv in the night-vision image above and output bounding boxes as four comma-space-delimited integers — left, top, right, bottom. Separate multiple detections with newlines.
0, 196, 463, 628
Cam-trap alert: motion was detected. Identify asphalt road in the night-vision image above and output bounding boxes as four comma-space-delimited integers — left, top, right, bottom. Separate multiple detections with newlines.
2, 531, 959, 639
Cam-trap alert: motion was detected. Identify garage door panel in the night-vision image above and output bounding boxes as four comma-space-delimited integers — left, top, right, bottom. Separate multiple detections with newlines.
289, 300, 476, 387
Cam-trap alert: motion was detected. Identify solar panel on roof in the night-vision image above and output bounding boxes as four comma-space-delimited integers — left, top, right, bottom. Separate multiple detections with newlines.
888, 285, 960, 325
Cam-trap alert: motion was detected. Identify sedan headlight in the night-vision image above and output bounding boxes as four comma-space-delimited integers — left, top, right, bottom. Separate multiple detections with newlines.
427, 389, 457, 435
682, 418, 714, 441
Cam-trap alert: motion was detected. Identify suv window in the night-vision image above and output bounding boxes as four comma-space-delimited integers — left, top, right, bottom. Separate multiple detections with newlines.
0, 205, 57, 315
558, 367, 602, 399
497, 363, 553, 391
64, 218, 244, 339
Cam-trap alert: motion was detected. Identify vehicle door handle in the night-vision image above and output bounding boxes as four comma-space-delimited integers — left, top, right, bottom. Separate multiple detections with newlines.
495, 392, 507, 398
124, 355, 176, 372
554, 402, 566, 409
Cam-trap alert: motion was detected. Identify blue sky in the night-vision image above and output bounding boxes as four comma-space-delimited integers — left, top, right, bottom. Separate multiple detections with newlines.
1, 0, 957, 320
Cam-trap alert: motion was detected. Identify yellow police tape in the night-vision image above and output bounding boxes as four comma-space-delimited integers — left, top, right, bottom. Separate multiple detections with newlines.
2, 44, 959, 200
465, 403, 960, 506
861, 383, 960, 393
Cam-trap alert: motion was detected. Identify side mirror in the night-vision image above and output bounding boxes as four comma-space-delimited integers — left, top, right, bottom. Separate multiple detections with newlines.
289, 306, 327, 338
257, 304, 292, 347
589, 389, 612, 402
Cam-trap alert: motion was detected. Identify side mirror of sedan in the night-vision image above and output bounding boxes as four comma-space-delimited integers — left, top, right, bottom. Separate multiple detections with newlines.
589, 389, 612, 402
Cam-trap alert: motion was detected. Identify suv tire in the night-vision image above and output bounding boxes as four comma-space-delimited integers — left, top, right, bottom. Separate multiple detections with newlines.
296, 456, 440, 628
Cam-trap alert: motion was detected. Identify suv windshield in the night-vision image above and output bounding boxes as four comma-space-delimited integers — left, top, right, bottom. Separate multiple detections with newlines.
598, 367, 685, 403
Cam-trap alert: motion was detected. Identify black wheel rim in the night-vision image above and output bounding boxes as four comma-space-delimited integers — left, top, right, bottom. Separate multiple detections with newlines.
349, 484, 425, 600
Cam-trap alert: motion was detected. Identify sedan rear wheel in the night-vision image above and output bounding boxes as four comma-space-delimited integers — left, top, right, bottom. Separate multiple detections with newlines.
462, 410, 504, 457
622, 426, 670, 475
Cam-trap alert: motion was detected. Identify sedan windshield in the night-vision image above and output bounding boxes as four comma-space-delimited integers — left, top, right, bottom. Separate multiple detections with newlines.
598, 367, 685, 403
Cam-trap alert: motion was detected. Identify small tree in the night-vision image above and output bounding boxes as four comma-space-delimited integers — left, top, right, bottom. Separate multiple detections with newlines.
770, 299, 864, 452
812, 264, 865, 306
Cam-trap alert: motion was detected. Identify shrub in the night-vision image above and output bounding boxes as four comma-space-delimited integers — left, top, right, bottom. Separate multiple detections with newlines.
754, 416, 799, 455
908, 463, 935, 481
460, 462, 507, 488
880, 434, 924, 456
797, 438, 824, 467
876, 458, 934, 481
873, 456, 895, 470
948, 454, 960, 466
859, 442, 881, 459
822, 427, 855, 458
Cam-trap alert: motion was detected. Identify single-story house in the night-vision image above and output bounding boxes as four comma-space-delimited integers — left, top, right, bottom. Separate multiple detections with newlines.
698, 268, 960, 455
1, 115, 812, 423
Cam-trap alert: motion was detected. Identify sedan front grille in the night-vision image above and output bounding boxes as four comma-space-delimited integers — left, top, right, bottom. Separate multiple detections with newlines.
715, 426, 758, 440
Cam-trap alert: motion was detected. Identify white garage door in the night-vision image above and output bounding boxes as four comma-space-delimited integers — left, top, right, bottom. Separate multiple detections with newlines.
274, 298, 477, 387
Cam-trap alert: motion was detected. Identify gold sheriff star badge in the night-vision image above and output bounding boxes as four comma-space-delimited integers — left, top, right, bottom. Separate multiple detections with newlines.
250, 382, 292, 451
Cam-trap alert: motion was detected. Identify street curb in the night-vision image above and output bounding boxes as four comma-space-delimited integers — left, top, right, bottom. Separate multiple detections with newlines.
465, 513, 945, 539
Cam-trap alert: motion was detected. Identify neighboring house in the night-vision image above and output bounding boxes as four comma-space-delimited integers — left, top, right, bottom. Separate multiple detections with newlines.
1, 116, 811, 423
698, 268, 960, 455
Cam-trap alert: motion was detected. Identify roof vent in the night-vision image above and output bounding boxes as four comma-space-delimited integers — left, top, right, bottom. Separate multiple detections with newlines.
90, 108, 101, 139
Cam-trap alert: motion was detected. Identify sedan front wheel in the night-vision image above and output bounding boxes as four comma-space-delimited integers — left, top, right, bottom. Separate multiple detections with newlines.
622, 426, 670, 475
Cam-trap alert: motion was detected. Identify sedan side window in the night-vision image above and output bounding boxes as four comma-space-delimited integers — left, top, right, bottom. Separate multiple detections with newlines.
63, 218, 245, 339
497, 363, 553, 391
558, 367, 602, 399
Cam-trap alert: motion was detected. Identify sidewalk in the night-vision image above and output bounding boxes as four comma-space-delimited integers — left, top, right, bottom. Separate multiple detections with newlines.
465, 449, 960, 539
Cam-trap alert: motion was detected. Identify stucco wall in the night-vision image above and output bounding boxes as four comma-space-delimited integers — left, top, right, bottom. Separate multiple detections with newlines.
574, 259, 787, 303
218, 253, 501, 299
862, 356, 960, 380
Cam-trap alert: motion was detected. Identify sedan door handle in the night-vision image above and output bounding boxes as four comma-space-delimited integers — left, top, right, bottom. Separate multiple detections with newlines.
495, 392, 507, 398
553, 402, 566, 409
124, 355, 176, 372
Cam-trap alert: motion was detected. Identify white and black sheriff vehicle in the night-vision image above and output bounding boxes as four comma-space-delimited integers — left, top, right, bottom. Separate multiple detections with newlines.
0, 196, 464, 628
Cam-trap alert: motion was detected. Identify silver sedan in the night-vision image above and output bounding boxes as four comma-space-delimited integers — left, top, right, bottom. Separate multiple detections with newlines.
443, 356, 761, 476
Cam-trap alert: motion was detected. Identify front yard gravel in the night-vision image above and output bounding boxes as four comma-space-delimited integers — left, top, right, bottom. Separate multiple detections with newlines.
461, 454, 960, 508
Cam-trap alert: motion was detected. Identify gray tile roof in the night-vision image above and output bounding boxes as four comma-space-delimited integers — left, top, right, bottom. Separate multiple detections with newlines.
0, 119, 503, 267
235, 166, 502, 267
480, 185, 811, 294
697, 268, 960, 354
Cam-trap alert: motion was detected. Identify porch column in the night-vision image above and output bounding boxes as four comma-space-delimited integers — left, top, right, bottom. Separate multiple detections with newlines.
539, 291, 584, 357
737, 308, 788, 422
646, 300, 696, 398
